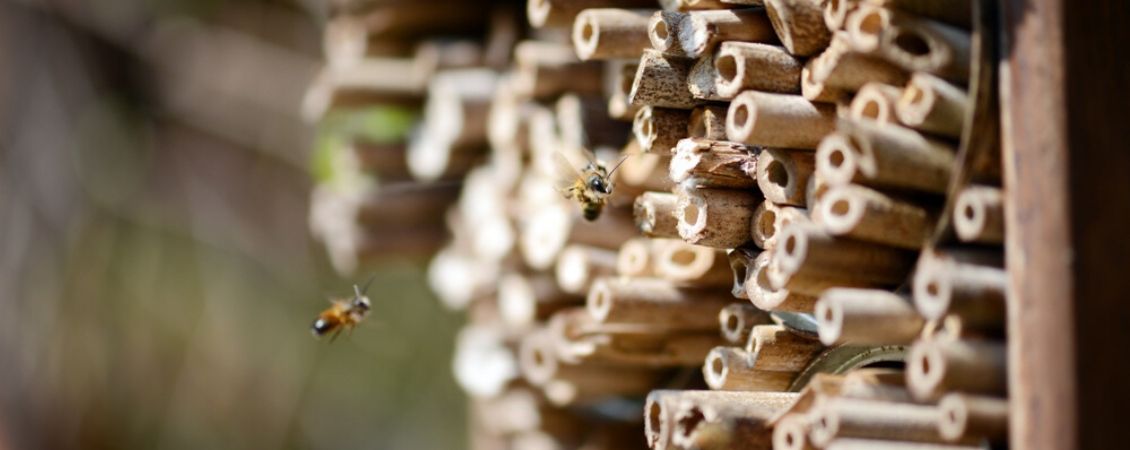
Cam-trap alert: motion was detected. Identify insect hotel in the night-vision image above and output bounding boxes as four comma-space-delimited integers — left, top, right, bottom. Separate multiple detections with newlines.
305, 0, 1127, 449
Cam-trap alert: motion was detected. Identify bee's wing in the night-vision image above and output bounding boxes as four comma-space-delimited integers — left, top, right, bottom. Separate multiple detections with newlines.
553, 151, 585, 191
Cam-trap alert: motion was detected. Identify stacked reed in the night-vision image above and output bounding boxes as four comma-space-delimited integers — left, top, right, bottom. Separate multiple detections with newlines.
308, 0, 1009, 449
304, 0, 506, 273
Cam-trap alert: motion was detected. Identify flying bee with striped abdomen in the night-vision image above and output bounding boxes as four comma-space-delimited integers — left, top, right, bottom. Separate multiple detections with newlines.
311, 276, 374, 342
554, 150, 629, 221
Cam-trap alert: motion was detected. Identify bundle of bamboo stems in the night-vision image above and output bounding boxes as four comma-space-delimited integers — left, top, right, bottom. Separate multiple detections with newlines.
307, 0, 1009, 448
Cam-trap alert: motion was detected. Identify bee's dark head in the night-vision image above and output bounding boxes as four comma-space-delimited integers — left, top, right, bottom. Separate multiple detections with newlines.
311, 318, 332, 337
587, 175, 611, 195
351, 296, 371, 312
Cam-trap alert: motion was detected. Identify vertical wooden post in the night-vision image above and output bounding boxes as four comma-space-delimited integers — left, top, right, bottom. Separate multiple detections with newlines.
1002, 0, 1130, 449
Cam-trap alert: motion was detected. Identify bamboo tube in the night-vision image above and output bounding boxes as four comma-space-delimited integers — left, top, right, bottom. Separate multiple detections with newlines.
771, 223, 916, 295
747, 324, 825, 371
656, 241, 735, 287
676, 186, 761, 248
634, 106, 691, 153
816, 120, 955, 193
670, 138, 759, 189
512, 41, 603, 99
727, 91, 837, 148
952, 185, 1004, 245
815, 288, 924, 345
687, 51, 728, 101
775, 414, 817, 450
719, 302, 772, 344
648, 11, 687, 56
586, 277, 734, 330
634, 192, 681, 238
688, 105, 728, 140
617, 237, 671, 276
765, 0, 832, 56
808, 398, 951, 446
527, 0, 655, 28
849, 82, 903, 125
843, 4, 889, 53
500, 273, 581, 329
896, 72, 968, 138
906, 339, 1007, 400
812, 33, 909, 94
937, 393, 1009, 444
301, 59, 427, 120
912, 249, 1006, 327
756, 148, 815, 207
823, 0, 859, 31
648, 390, 794, 450
555, 94, 631, 151
878, 13, 971, 82
549, 307, 721, 366
520, 204, 574, 270
619, 150, 675, 192
800, 60, 848, 103
473, 388, 584, 437
542, 370, 659, 406
714, 42, 803, 98
556, 245, 619, 295
678, 9, 778, 59
671, 391, 798, 449
727, 246, 760, 299
629, 50, 698, 109
572, 8, 654, 60
823, 439, 985, 450
704, 346, 797, 391
840, 368, 914, 402
607, 60, 641, 120
428, 246, 498, 310
814, 184, 933, 249
750, 202, 808, 250
746, 251, 819, 312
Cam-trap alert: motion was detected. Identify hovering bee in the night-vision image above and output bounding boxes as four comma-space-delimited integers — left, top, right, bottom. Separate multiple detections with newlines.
554, 150, 629, 221
311, 277, 374, 342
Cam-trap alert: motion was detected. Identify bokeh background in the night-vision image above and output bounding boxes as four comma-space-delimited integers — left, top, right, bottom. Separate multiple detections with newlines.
0, 0, 465, 449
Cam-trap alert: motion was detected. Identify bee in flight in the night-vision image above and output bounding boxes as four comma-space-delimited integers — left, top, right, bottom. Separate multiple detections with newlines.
311, 276, 374, 342
554, 150, 629, 221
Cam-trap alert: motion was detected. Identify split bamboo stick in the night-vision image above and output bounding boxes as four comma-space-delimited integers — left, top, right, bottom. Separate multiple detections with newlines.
746, 251, 819, 312
912, 249, 1006, 328
629, 49, 699, 109
815, 288, 924, 345
634, 191, 682, 238
586, 277, 735, 330
814, 183, 933, 249
656, 241, 735, 287
676, 185, 761, 248
952, 185, 1004, 245
765, 0, 832, 56
937, 393, 1009, 444
895, 72, 968, 139
670, 138, 760, 189
727, 91, 837, 149
727, 246, 759, 299
771, 223, 916, 296
714, 42, 804, 97
687, 51, 728, 101
634, 106, 691, 153
906, 339, 1007, 400
756, 148, 815, 207
704, 346, 797, 391
688, 105, 729, 140
719, 302, 772, 344
678, 9, 778, 59
816, 120, 955, 193
572, 8, 654, 60
555, 245, 619, 295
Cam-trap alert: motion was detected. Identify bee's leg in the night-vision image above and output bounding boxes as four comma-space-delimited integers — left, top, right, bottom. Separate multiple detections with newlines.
329, 328, 343, 343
